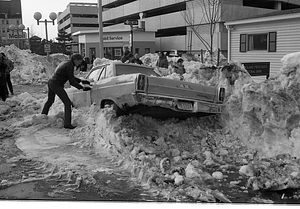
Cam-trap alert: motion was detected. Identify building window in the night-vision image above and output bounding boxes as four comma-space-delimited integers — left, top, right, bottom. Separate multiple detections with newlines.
240, 32, 277, 52
268, 32, 277, 52
6, 20, 9, 24
17, 20, 19, 25
248, 33, 267, 51
114, 48, 121, 56
240, 34, 247, 52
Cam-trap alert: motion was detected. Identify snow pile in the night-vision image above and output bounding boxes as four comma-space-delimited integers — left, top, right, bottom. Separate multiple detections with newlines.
140, 49, 227, 68
92, 57, 113, 67
4, 45, 300, 196
223, 51, 300, 159
240, 154, 300, 192
0, 44, 68, 84
65, 107, 245, 202
3, 89, 245, 202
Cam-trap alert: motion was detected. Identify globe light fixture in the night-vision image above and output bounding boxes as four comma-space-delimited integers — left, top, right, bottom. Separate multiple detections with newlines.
8, 23, 29, 49
33, 11, 57, 42
49, 12, 57, 24
33, 12, 42, 24
18, 24, 25, 30
8, 24, 16, 30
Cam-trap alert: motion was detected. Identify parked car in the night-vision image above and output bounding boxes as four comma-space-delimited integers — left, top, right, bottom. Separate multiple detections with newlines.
67, 61, 225, 118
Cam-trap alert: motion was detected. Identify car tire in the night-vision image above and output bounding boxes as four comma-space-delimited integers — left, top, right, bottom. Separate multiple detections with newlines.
103, 100, 124, 116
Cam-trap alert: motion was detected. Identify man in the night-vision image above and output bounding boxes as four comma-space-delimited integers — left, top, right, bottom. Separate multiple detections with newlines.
156, 51, 168, 68
121, 48, 134, 63
41, 53, 91, 129
0, 54, 7, 101
132, 53, 143, 65
173, 58, 186, 75
0, 53, 14, 97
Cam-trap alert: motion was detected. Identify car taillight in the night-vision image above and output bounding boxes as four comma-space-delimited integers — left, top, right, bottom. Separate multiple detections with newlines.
219, 87, 225, 102
136, 74, 146, 91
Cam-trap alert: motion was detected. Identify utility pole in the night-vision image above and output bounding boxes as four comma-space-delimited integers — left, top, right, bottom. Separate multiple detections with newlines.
98, 0, 104, 58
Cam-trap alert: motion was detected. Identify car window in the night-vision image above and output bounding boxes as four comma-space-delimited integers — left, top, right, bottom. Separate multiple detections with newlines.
87, 66, 105, 82
115, 64, 159, 77
99, 67, 106, 80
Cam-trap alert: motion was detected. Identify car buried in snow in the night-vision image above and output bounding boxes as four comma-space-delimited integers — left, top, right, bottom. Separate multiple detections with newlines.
68, 61, 225, 118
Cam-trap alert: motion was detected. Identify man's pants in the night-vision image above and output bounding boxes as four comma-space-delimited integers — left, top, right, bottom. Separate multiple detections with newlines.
41, 80, 73, 126
5, 74, 13, 95
0, 85, 6, 101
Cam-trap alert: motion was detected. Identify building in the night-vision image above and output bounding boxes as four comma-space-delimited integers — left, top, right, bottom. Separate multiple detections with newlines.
225, 8, 300, 81
0, 0, 26, 47
73, 28, 156, 62
57, 2, 99, 43
57, 0, 300, 59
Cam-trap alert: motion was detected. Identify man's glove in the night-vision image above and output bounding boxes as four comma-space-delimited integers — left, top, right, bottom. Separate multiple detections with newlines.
83, 86, 92, 91
81, 80, 90, 85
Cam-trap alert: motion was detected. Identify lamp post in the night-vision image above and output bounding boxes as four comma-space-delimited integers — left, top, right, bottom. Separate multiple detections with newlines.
33, 12, 57, 42
33, 12, 57, 57
8, 24, 26, 49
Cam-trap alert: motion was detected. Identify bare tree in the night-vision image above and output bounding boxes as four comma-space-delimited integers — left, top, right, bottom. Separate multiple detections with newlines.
179, 0, 228, 58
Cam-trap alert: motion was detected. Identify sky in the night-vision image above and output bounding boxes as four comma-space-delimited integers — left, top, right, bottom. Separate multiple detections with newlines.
21, 0, 97, 41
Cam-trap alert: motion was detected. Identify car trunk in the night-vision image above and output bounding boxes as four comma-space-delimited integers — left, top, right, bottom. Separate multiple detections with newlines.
146, 77, 218, 103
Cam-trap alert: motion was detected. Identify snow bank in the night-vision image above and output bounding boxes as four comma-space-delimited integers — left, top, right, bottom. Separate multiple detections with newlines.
0, 44, 68, 84
223, 51, 300, 158
4, 45, 300, 194
4, 44, 300, 160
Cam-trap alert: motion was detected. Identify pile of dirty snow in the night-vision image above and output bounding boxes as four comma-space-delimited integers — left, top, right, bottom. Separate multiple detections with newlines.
3, 44, 300, 197
223, 51, 300, 159
0, 44, 68, 84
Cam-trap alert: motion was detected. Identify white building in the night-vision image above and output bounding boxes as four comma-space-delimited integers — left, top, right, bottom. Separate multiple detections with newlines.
225, 8, 300, 81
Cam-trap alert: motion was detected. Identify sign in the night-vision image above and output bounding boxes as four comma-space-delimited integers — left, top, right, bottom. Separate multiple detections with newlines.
103, 36, 123, 41
8, 32, 26, 39
44, 44, 51, 53
242, 62, 270, 79
124, 19, 138, 25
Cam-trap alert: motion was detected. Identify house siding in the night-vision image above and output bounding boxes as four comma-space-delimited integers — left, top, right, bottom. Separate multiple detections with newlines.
230, 17, 300, 79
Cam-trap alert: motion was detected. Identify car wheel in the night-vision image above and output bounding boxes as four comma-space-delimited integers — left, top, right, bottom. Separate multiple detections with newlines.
103, 100, 123, 116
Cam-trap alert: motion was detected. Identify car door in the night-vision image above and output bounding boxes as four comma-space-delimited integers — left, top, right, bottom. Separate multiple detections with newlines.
68, 65, 106, 107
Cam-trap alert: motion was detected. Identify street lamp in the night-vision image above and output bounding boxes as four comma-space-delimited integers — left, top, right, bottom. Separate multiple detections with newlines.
33, 11, 57, 42
8, 23, 29, 49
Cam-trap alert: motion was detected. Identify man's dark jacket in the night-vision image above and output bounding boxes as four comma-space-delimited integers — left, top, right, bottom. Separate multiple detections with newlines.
50, 60, 83, 89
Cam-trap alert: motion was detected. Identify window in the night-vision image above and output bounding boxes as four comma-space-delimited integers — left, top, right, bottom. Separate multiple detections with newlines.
248, 34, 267, 50
240, 32, 277, 52
268, 32, 277, 52
17, 20, 19, 25
240, 34, 247, 52
114, 48, 121, 56
145, 48, 150, 54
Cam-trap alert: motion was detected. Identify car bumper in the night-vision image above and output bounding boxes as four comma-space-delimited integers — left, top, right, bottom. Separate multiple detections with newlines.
132, 93, 224, 114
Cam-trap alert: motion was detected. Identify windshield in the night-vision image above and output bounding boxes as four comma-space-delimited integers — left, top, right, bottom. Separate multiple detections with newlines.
86, 65, 106, 81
